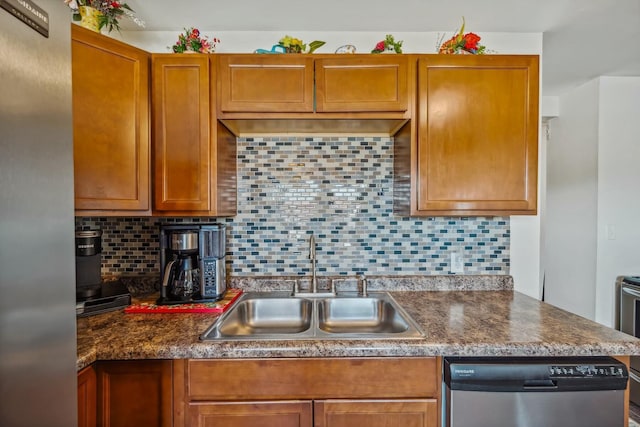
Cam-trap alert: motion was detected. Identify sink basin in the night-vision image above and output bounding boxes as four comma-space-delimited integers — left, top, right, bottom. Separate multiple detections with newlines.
200, 291, 424, 341
201, 294, 314, 339
317, 297, 411, 334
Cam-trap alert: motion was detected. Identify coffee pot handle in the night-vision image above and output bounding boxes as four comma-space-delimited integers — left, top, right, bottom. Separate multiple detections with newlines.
161, 260, 177, 299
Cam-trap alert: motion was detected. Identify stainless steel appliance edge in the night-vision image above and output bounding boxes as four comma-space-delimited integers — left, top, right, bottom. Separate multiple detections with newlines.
0, 3, 77, 426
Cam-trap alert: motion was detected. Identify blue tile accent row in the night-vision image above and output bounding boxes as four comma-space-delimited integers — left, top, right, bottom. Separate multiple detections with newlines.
76, 136, 510, 276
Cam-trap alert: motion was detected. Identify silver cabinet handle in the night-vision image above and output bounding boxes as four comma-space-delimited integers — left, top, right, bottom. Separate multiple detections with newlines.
622, 286, 640, 299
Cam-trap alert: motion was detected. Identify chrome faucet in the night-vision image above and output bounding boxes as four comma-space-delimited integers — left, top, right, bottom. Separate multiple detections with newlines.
310, 234, 318, 293
292, 233, 335, 297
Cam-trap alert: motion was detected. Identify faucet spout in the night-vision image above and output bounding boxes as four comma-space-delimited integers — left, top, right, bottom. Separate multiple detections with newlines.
309, 234, 317, 293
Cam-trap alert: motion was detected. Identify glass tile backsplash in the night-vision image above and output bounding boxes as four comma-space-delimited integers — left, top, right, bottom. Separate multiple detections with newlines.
76, 136, 510, 277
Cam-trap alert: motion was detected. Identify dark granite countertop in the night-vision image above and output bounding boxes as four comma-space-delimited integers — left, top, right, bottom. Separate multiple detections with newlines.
76, 275, 640, 371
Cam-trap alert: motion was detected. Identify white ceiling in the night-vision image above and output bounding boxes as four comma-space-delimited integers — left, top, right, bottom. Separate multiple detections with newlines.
124, 0, 640, 96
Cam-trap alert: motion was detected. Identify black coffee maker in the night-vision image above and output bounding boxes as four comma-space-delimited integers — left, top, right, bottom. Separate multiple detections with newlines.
75, 229, 131, 317
158, 223, 227, 304
161, 230, 200, 302
75, 230, 102, 299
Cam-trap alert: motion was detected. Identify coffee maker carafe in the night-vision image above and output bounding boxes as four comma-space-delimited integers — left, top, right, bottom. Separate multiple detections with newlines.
158, 223, 227, 304
162, 231, 200, 301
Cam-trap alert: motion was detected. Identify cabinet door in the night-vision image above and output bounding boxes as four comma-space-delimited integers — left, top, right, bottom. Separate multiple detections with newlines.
72, 25, 150, 214
153, 54, 211, 211
78, 365, 97, 427
97, 360, 172, 427
315, 56, 409, 113
314, 400, 438, 427
218, 55, 314, 113
188, 401, 313, 427
416, 55, 539, 215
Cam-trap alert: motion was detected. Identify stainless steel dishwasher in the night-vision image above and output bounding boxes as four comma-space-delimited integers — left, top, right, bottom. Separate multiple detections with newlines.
443, 356, 628, 427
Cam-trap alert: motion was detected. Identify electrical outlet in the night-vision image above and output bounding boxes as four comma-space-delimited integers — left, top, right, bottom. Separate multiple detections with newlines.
606, 224, 616, 240
450, 252, 464, 274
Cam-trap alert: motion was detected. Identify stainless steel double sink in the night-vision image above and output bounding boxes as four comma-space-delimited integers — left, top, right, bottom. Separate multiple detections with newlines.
200, 291, 424, 341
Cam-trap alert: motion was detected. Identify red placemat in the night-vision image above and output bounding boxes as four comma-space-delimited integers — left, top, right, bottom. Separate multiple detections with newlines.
124, 288, 242, 314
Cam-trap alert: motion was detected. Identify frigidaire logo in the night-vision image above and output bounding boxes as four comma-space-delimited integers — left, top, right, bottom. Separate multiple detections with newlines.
454, 369, 475, 375
16, 0, 48, 23
78, 244, 94, 249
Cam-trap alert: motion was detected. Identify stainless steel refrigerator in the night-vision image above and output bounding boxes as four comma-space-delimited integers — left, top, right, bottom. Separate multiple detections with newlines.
0, 1, 77, 426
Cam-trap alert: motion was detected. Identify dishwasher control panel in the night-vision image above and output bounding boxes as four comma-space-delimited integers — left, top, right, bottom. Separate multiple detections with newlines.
549, 364, 626, 378
444, 356, 629, 393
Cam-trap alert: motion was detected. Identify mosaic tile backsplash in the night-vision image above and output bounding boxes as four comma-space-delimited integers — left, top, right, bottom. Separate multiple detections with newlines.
76, 136, 510, 277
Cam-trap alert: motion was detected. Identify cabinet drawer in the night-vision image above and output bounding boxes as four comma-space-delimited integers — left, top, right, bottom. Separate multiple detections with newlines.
186, 357, 438, 400
188, 401, 312, 427
315, 399, 439, 427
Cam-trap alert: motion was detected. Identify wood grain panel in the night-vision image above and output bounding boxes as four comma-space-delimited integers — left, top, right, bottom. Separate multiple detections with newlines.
78, 365, 97, 427
218, 55, 314, 113
97, 360, 172, 427
188, 401, 313, 427
152, 55, 210, 211
187, 357, 438, 401
314, 399, 438, 427
315, 56, 409, 112
415, 55, 539, 216
72, 25, 150, 214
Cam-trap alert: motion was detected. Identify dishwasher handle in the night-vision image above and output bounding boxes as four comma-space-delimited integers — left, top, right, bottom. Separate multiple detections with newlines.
523, 379, 558, 389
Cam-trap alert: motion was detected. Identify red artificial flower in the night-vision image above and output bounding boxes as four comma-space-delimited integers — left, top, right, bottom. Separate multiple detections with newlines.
191, 28, 200, 38
463, 33, 481, 51
375, 41, 385, 51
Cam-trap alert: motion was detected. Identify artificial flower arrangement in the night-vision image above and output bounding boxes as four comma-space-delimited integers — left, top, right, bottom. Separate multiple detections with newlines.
278, 35, 326, 53
371, 34, 403, 53
172, 28, 219, 53
64, 0, 144, 33
438, 17, 486, 54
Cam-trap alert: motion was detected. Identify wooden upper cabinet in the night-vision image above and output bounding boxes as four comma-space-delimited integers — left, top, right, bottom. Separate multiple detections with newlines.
413, 55, 539, 216
217, 54, 314, 113
72, 25, 150, 215
152, 54, 210, 212
315, 56, 409, 113
152, 54, 237, 216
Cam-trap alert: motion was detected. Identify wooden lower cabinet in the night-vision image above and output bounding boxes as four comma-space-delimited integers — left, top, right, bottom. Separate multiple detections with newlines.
97, 360, 173, 427
175, 358, 440, 427
185, 399, 436, 427
78, 365, 97, 427
188, 401, 313, 427
315, 399, 438, 427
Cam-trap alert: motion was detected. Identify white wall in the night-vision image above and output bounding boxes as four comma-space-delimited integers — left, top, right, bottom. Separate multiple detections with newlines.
546, 76, 640, 325
116, 29, 545, 297
115, 30, 540, 56
545, 79, 599, 319
595, 77, 640, 326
